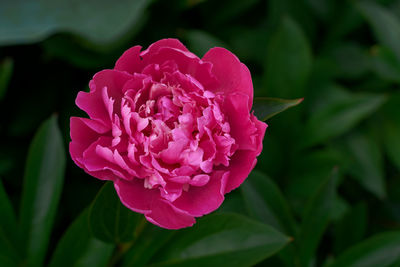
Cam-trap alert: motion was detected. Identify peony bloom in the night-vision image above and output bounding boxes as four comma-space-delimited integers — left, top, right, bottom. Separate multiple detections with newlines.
70, 39, 267, 229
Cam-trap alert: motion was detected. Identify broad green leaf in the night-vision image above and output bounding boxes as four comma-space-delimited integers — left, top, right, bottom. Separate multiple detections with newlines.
122, 223, 175, 267
0, 0, 150, 46
0, 180, 20, 266
253, 97, 303, 121
299, 168, 337, 267
357, 1, 400, 61
150, 213, 290, 267
48, 209, 114, 267
301, 90, 386, 148
0, 57, 13, 101
241, 170, 297, 235
19, 115, 66, 267
331, 231, 400, 267
345, 131, 386, 199
265, 16, 312, 98
88, 181, 141, 244
334, 203, 367, 254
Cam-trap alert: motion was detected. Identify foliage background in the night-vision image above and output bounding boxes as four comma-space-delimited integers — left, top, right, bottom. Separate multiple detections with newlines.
1, 0, 400, 266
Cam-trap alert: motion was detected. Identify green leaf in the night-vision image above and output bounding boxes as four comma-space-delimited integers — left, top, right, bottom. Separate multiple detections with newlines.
122, 223, 174, 267
150, 213, 290, 267
0, 180, 20, 266
299, 168, 337, 267
241, 170, 297, 235
253, 97, 303, 121
357, 1, 400, 61
334, 203, 368, 254
0, 0, 150, 46
265, 16, 312, 98
19, 115, 66, 267
48, 208, 114, 267
345, 131, 386, 199
88, 181, 141, 244
0, 57, 13, 101
301, 89, 386, 148
331, 231, 400, 267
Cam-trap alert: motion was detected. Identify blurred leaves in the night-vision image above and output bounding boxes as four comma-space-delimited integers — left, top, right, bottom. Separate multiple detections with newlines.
331, 231, 400, 267
299, 168, 337, 267
302, 86, 386, 148
0, 57, 13, 101
265, 16, 312, 98
0, 180, 20, 267
0, 0, 150, 46
241, 170, 297, 235
19, 115, 66, 267
49, 209, 114, 267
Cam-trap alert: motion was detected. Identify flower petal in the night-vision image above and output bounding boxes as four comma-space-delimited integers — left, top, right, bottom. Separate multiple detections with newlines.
202, 47, 253, 109
172, 171, 228, 216
145, 199, 195, 230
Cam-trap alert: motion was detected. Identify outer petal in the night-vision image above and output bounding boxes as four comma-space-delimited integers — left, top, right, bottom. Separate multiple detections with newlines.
69, 117, 110, 168
114, 178, 158, 213
224, 93, 259, 151
172, 171, 228, 216
223, 117, 267, 193
202, 47, 253, 109
141, 38, 189, 56
146, 47, 218, 89
114, 45, 144, 74
115, 179, 195, 229
145, 199, 195, 230
75, 70, 133, 123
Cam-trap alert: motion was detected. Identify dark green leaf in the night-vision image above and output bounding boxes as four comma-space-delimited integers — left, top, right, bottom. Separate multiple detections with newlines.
265, 16, 312, 98
345, 131, 386, 199
382, 93, 400, 171
150, 213, 290, 267
241, 170, 297, 235
331, 231, 400, 267
0, 0, 150, 45
48, 208, 114, 267
122, 223, 174, 267
357, 1, 400, 61
0, 180, 20, 266
253, 97, 303, 121
370, 46, 400, 83
301, 90, 386, 148
88, 181, 141, 244
299, 168, 337, 267
0, 57, 13, 101
19, 115, 66, 267
334, 203, 368, 254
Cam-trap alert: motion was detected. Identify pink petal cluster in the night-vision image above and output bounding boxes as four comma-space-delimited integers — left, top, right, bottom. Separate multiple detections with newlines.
70, 39, 267, 229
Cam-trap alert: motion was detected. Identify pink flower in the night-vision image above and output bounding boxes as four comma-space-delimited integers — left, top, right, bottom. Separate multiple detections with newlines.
69, 39, 267, 229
